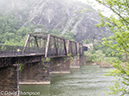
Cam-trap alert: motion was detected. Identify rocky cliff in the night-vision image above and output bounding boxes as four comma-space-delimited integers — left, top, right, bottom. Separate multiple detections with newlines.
0, 0, 111, 42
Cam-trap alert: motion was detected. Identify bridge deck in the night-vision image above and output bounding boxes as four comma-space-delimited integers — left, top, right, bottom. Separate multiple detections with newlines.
0, 33, 84, 68
0, 53, 45, 58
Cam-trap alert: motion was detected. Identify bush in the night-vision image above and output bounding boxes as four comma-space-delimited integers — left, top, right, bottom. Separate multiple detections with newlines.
84, 50, 119, 66
84, 51, 96, 63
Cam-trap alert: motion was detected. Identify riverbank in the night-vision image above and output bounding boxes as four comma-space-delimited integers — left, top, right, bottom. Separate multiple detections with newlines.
92, 62, 112, 68
91, 61, 127, 68
84, 50, 128, 68
84, 51, 119, 68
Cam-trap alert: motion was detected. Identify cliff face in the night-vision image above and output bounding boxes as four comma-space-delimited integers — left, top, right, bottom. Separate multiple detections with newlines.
0, 0, 111, 42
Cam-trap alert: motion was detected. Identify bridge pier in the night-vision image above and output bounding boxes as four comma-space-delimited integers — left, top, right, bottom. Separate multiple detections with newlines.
79, 55, 86, 65
0, 65, 19, 96
50, 57, 70, 74
19, 58, 50, 85
70, 56, 80, 68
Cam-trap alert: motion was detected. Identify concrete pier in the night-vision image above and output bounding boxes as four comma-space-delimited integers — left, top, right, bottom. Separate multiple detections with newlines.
19, 59, 50, 85
50, 57, 70, 74
70, 56, 80, 68
0, 65, 19, 96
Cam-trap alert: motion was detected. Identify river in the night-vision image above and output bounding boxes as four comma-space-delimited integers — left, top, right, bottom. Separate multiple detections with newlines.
20, 64, 116, 96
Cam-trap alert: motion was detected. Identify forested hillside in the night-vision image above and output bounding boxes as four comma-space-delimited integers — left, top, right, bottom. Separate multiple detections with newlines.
0, 0, 111, 46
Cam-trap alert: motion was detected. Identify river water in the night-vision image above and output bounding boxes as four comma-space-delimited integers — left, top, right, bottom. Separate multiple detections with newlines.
20, 64, 116, 96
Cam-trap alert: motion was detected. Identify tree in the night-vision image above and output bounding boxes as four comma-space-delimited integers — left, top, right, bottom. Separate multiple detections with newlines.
62, 31, 75, 41
95, 0, 129, 95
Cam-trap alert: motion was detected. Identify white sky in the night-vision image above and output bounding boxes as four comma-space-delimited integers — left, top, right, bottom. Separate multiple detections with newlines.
78, 0, 113, 17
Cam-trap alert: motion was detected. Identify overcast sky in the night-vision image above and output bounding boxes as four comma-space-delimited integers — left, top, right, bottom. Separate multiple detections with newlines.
78, 0, 113, 17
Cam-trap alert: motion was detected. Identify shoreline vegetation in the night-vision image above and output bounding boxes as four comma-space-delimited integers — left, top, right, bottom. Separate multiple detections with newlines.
92, 62, 127, 68
84, 49, 128, 68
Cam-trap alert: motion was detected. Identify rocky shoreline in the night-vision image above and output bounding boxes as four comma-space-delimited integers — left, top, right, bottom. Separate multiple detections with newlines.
91, 62, 127, 68
92, 62, 112, 68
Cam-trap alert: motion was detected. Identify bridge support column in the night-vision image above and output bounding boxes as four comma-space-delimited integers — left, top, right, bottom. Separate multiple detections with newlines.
0, 65, 19, 96
50, 57, 70, 74
80, 55, 86, 65
19, 58, 50, 85
70, 56, 80, 68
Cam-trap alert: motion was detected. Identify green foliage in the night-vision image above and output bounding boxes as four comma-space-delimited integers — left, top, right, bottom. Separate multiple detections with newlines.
95, 50, 105, 58
68, 53, 73, 63
0, 7, 75, 46
0, 9, 45, 46
45, 58, 50, 62
43, 75, 46, 77
3, 25, 39, 46
41, 58, 44, 65
51, 29, 61, 36
93, 41, 122, 58
62, 31, 75, 41
81, 39, 93, 43
43, 67, 45, 71
46, 29, 75, 41
0, 13, 20, 44
18, 64, 24, 72
36, 72, 39, 74
95, 0, 129, 95
84, 49, 119, 65
57, 66, 60, 68
104, 62, 129, 95
84, 51, 97, 62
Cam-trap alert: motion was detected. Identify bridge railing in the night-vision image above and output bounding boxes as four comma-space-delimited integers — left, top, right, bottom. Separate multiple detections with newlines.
0, 33, 84, 57
24, 47, 45, 54
0, 45, 24, 56
0, 45, 45, 56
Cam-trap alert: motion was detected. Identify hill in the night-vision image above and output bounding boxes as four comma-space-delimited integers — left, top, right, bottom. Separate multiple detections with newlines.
0, 0, 111, 45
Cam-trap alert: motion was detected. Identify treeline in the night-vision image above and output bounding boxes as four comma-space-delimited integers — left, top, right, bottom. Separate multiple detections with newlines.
0, 12, 35, 46
0, 11, 75, 46
47, 29, 75, 41
84, 41, 128, 67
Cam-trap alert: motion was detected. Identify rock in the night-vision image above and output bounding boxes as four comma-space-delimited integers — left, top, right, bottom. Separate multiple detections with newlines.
0, 0, 111, 42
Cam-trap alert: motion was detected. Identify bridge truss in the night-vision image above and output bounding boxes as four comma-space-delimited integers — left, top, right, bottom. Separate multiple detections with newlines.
0, 33, 83, 67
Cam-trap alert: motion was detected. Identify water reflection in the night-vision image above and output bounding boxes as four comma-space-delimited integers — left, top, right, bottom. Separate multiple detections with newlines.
20, 64, 116, 96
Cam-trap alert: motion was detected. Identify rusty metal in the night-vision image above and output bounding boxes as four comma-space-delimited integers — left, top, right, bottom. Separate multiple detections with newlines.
50, 34, 65, 40
0, 34, 83, 57
45, 34, 51, 57
23, 34, 30, 53
77, 43, 79, 53
0, 33, 84, 68
34, 36, 38, 47
79, 43, 83, 55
